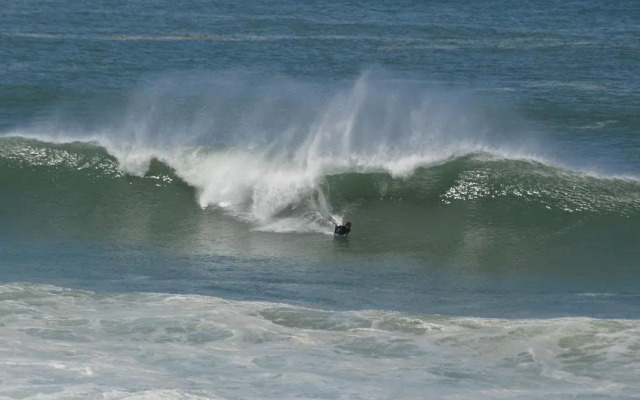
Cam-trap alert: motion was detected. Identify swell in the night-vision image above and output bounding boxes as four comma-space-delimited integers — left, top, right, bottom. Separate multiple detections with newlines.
3, 136, 640, 282
2, 137, 639, 232
4, 70, 638, 232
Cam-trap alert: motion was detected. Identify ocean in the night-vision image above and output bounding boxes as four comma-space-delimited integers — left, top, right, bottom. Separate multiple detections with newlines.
1, 0, 639, 398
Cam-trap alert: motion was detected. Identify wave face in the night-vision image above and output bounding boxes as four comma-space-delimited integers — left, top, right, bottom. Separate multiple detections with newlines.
2, 135, 640, 242
2, 73, 640, 271
3, 133, 639, 225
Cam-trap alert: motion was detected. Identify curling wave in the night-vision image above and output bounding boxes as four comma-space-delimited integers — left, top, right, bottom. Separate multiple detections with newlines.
2, 72, 639, 236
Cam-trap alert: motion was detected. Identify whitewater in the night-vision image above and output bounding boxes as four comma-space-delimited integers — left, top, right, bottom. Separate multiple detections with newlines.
0, 284, 638, 400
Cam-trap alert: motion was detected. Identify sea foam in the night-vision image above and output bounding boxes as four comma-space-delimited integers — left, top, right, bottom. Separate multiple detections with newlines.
1, 283, 638, 400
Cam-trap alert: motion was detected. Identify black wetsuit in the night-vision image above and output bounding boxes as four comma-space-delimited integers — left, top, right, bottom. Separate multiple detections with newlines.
334, 225, 351, 236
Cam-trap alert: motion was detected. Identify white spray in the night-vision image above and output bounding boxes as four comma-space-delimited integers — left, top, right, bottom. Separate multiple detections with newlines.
4, 71, 543, 231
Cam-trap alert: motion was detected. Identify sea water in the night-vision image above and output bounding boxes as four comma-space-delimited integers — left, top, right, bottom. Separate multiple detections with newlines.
1, 0, 639, 399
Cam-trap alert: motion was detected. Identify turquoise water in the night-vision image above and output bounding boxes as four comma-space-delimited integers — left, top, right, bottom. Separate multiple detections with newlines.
1, 1, 640, 398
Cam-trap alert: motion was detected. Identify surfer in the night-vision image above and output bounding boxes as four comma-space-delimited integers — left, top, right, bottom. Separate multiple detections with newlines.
332, 220, 352, 236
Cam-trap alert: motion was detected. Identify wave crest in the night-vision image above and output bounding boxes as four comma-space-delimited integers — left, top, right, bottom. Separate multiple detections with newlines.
2, 72, 638, 232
